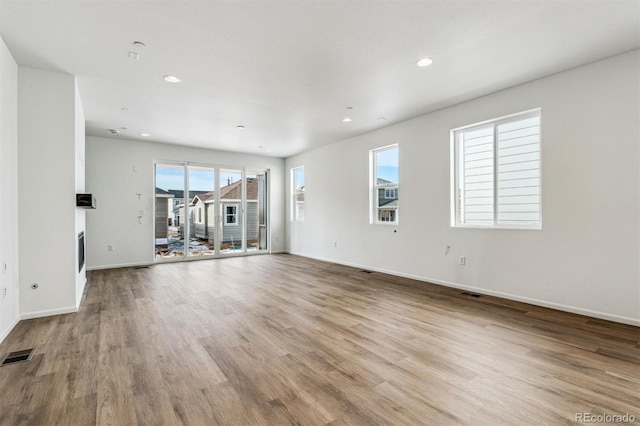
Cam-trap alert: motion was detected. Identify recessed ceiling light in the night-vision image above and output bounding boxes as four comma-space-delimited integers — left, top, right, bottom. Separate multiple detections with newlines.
133, 41, 146, 48
163, 75, 181, 83
266, 149, 272, 153
236, 125, 246, 130
139, 132, 150, 137
121, 107, 129, 112
416, 57, 433, 67
342, 117, 352, 123
378, 117, 386, 121
128, 51, 139, 60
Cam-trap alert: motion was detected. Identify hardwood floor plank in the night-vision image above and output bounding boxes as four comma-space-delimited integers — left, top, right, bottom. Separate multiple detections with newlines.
0, 254, 638, 425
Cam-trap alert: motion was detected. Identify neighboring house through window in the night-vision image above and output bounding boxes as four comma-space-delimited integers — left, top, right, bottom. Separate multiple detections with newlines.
451, 108, 541, 229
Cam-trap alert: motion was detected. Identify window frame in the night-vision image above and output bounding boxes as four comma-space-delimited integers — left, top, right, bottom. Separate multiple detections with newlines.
371, 144, 399, 225
451, 108, 542, 230
291, 166, 305, 222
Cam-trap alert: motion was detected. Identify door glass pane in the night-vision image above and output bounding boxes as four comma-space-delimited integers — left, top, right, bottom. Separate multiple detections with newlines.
187, 166, 216, 257
220, 169, 243, 253
247, 171, 267, 251
155, 164, 185, 259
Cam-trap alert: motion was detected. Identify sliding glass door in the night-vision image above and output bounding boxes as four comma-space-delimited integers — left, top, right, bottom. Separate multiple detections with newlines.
187, 165, 216, 257
246, 171, 267, 251
155, 164, 185, 259
155, 162, 268, 260
219, 168, 244, 254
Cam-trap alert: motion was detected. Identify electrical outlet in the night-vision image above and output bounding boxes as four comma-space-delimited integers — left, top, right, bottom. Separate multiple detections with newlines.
458, 256, 466, 266
333, 241, 337, 247
2, 287, 7, 300
108, 244, 114, 251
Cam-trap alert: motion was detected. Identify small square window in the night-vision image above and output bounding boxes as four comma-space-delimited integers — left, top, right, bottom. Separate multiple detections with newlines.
225, 204, 238, 225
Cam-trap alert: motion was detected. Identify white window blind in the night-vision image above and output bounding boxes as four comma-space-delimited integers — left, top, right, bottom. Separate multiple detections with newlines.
454, 109, 541, 229
497, 115, 540, 225
461, 126, 494, 225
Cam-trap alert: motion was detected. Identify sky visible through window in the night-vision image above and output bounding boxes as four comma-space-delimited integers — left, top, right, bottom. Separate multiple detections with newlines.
156, 167, 240, 191
377, 147, 398, 183
294, 167, 305, 188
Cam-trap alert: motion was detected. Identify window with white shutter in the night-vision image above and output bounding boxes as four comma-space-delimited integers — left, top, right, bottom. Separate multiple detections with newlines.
452, 109, 541, 229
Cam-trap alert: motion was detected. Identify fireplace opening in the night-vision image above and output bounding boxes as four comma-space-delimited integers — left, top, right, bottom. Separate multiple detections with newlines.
78, 231, 85, 272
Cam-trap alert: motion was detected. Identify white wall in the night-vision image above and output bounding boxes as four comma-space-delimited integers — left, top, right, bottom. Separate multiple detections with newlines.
0, 37, 20, 342
85, 136, 286, 270
18, 67, 83, 318
75, 81, 86, 306
286, 50, 640, 325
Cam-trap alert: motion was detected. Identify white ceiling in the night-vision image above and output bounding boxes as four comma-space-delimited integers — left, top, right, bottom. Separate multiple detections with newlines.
1, 1, 638, 158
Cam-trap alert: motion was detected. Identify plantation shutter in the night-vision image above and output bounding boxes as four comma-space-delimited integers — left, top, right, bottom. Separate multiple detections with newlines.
461, 126, 494, 225
496, 114, 541, 225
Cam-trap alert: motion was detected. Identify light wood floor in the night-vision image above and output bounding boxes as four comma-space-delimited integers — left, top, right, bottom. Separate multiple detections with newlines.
0, 254, 638, 425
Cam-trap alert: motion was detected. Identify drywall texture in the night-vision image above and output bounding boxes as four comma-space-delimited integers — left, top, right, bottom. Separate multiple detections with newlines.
286, 50, 640, 325
85, 136, 286, 269
18, 67, 84, 318
0, 37, 19, 342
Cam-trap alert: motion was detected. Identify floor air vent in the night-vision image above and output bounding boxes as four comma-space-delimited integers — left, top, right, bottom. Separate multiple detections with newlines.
461, 291, 482, 298
360, 270, 374, 274
0, 348, 36, 366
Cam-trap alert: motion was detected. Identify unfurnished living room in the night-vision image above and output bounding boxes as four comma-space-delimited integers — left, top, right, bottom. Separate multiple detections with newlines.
0, 1, 638, 425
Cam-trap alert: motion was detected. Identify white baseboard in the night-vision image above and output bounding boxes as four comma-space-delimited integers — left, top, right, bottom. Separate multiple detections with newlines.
0, 316, 20, 345
20, 306, 78, 320
286, 251, 640, 327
